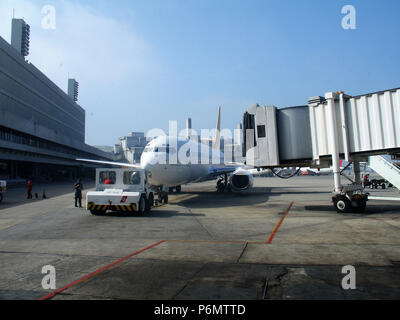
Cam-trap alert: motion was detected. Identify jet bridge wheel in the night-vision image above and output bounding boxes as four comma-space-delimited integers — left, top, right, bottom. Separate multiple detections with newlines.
351, 195, 367, 213
333, 195, 352, 213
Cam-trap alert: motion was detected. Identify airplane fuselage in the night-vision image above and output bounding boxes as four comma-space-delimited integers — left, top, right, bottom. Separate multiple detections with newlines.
141, 136, 225, 187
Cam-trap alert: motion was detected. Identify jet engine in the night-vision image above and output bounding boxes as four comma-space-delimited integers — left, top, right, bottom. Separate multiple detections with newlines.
229, 168, 254, 192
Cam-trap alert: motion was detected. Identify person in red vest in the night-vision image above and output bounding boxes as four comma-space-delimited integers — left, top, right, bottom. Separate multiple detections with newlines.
27, 179, 33, 199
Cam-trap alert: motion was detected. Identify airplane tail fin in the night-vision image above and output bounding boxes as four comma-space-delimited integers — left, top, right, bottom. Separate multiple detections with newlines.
213, 106, 221, 150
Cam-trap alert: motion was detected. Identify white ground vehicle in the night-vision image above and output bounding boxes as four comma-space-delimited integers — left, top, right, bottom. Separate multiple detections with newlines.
86, 168, 154, 216
0, 180, 6, 203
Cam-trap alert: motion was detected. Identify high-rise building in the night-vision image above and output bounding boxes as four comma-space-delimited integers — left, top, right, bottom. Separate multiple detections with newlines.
68, 79, 79, 102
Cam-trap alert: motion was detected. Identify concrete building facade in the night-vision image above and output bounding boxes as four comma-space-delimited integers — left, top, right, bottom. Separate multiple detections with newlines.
117, 132, 148, 164
0, 23, 114, 181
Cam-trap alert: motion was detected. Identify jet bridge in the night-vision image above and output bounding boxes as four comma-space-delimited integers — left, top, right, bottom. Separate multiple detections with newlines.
243, 87, 400, 213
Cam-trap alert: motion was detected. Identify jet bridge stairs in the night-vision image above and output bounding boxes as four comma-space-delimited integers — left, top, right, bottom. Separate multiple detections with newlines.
367, 156, 400, 201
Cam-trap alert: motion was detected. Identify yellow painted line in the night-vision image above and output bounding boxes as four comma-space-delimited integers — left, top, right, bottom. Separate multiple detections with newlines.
169, 194, 197, 204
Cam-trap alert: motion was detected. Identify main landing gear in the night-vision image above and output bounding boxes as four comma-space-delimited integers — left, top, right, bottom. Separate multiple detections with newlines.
169, 186, 182, 194
216, 174, 229, 193
154, 186, 169, 205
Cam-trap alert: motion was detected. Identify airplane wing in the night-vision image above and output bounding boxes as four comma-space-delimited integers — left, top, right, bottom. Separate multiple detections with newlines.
207, 166, 238, 178
76, 159, 142, 169
207, 167, 238, 180
225, 161, 246, 166
194, 166, 237, 183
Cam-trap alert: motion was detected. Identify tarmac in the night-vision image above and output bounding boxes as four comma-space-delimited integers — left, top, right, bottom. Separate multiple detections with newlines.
0, 176, 399, 300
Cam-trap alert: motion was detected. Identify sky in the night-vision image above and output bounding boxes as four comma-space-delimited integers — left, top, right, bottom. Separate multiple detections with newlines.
0, 0, 399, 146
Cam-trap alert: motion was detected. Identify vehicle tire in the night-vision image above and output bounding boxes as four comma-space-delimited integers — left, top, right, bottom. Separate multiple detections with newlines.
382, 184, 386, 190
138, 195, 146, 215
146, 193, 154, 212
176, 186, 182, 193
90, 210, 104, 216
333, 195, 351, 213
0, 193, 3, 203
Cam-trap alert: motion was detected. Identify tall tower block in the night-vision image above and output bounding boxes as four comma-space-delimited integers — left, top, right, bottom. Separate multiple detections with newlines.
68, 79, 79, 102
11, 18, 30, 57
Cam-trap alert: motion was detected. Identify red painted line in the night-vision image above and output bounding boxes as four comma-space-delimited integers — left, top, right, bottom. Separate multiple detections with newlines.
266, 202, 294, 244
39, 240, 166, 300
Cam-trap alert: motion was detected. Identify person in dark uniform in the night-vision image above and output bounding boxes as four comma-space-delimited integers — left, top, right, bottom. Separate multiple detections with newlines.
74, 179, 84, 208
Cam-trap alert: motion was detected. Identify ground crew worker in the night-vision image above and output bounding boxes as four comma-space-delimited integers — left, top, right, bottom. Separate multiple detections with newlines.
27, 179, 33, 199
74, 179, 84, 208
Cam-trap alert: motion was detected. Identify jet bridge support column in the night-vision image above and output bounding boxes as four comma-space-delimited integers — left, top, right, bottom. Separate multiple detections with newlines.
324, 92, 367, 213
353, 162, 361, 185
326, 93, 342, 193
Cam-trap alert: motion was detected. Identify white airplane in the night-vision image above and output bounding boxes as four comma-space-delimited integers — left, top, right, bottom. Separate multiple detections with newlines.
78, 108, 255, 203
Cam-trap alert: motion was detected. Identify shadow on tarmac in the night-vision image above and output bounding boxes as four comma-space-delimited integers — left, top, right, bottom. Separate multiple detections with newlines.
304, 204, 400, 215
101, 210, 206, 218
174, 187, 273, 209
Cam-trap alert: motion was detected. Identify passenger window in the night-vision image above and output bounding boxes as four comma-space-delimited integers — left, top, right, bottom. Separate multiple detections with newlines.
123, 171, 141, 185
100, 171, 116, 185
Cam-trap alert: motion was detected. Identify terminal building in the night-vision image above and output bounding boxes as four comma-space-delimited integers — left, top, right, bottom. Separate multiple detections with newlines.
113, 132, 149, 164
0, 18, 115, 182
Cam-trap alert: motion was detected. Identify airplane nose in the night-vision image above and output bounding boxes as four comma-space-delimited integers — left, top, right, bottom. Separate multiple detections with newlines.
141, 153, 155, 170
